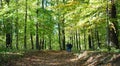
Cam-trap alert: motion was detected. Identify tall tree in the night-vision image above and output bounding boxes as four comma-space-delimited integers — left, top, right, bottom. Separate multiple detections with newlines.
110, 0, 119, 49
36, 0, 40, 50
29, 16, 34, 49
15, 0, 19, 49
75, 29, 79, 50
88, 31, 92, 49
24, 0, 27, 49
106, 0, 110, 50
58, 21, 62, 50
108, 0, 119, 49
78, 31, 81, 50
95, 26, 100, 49
5, 0, 12, 49
61, 0, 66, 50
61, 18, 65, 50
56, 0, 62, 50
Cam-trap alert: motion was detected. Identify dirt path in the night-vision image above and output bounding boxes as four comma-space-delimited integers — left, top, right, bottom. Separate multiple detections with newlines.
12, 51, 79, 66
4, 50, 120, 66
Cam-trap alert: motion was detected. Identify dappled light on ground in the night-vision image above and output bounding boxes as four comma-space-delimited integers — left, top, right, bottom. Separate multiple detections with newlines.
13, 51, 77, 66
1, 50, 120, 66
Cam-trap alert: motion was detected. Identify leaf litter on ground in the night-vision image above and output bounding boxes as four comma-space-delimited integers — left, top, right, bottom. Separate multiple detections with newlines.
1, 50, 120, 66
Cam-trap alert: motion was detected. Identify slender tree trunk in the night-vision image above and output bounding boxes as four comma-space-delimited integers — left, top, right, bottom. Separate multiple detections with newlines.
78, 31, 81, 50
49, 35, 52, 50
44, 40, 46, 49
58, 23, 62, 50
6, 20, 12, 49
71, 33, 74, 46
76, 29, 79, 50
24, 0, 27, 49
83, 28, 86, 50
42, 0, 44, 9
56, 0, 62, 50
6, 1, 12, 49
88, 34, 92, 49
39, 38, 42, 50
73, 32, 76, 49
30, 33, 34, 49
41, 35, 44, 50
106, 0, 111, 50
62, 26, 65, 50
42, 37, 45, 50
36, 0, 39, 50
91, 30, 94, 50
6, 33, 11, 48
15, 0, 19, 49
95, 27, 100, 49
61, 0, 66, 50
62, 20, 65, 50
36, 21, 39, 49
10, 18, 13, 49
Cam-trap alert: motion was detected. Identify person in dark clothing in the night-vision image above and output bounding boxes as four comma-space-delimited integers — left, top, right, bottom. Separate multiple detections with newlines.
66, 43, 73, 52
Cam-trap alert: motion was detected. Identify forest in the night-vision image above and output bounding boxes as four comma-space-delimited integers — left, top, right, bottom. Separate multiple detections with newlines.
0, 0, 120, 66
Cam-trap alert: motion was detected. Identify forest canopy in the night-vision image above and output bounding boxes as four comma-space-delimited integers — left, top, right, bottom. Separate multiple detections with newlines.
0, 0, 120, 51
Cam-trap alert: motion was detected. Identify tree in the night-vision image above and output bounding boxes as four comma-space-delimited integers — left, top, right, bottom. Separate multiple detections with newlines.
5, 0, 12, 49
15, 0, 19, 49
110, 0, 119, 49
24, 0, 28, 49
36, 0, 40, 50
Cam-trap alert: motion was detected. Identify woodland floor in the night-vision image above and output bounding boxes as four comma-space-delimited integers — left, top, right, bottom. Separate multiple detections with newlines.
1, 50, 120, 66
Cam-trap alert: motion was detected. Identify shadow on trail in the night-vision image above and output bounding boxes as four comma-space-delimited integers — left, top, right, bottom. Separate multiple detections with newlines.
12, 50, 78, 66
1, 50, 120, 66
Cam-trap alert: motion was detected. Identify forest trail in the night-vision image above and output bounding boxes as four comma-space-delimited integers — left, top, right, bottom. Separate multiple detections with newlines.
2, 50, 120, 66
11, 51, 78, 66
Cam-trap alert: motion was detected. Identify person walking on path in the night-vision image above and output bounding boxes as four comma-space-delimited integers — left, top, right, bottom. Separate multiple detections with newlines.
66, 43, 73, 52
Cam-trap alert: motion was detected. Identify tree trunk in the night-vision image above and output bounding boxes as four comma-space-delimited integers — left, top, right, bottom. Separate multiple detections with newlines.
78, 31, 81, 50
6, 21, 12, 49
83, 28, 86, 50
108, 0, 119, 49
58, 23, 62, 50
49, 35, 52, 50
62, 18, 65, 50
6, 33, 11, 48
39, 38, 42, 50
56, 0, 62, 51
41, 35, 44, 50
5, 2, 12, 49
36, 22, 39, 50
36, 0, 39, 50
24, 0, 27, 49
110, 2, 119, 49
61, 0, 66, 50
30, 33, 34, 49
73, 32, 76, 49
44, 40, 46, 49
106, 1, 111, 50
42, 0, 44, 9
76, 29, 79, 50
88, 34, 92, 49
95, 27, 100, 49
91, 30, 95, 50
71, 33, 74, 46
15, 0, 19, 49
62, 26, 65, 50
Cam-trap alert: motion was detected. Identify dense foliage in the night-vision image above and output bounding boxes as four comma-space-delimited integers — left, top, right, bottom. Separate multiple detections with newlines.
0, 0, 120, 51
